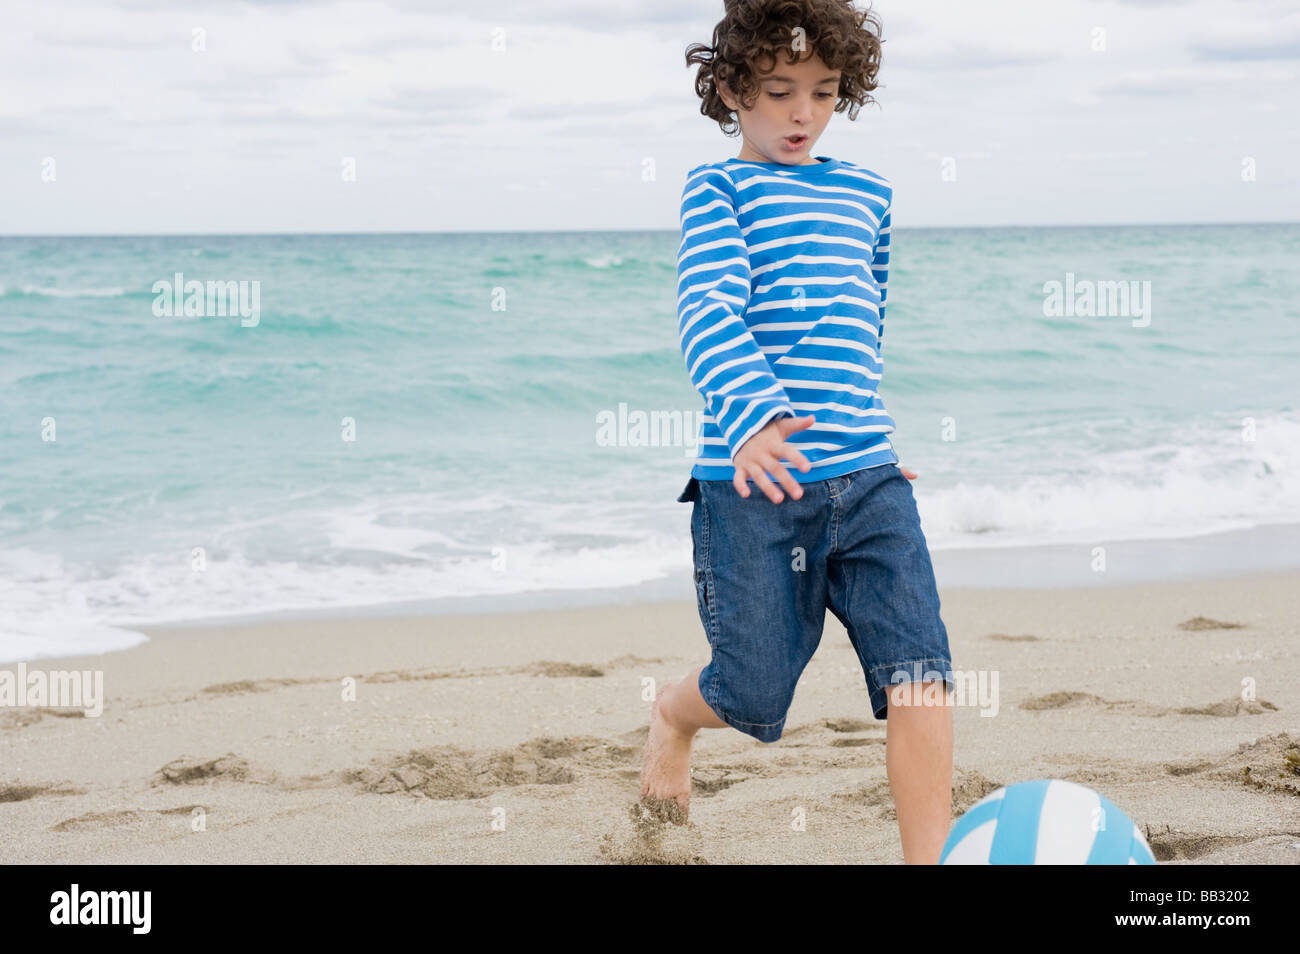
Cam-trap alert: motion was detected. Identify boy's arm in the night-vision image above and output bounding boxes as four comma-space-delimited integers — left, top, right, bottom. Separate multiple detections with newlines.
676, 168, 796, 459
871, 202, 891, 356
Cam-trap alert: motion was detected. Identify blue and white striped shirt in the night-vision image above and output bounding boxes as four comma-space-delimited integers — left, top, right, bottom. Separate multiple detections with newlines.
676, 155, 897, 483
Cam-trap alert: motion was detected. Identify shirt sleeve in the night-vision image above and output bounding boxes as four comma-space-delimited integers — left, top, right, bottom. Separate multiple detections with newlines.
676, 167, 796, 460
871, 202, 891, 356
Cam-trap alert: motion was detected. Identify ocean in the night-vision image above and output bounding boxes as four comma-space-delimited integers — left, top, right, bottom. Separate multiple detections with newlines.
2, 224, 1297, 661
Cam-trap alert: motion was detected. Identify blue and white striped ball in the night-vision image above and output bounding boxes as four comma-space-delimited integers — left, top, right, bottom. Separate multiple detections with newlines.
941, 779, 1156, 864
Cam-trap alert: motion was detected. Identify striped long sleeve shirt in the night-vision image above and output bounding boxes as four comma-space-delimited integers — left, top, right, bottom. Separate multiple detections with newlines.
676, 155, 896, 483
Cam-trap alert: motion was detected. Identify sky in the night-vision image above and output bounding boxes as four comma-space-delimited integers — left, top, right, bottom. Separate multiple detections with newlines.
1, 0, 1297, 234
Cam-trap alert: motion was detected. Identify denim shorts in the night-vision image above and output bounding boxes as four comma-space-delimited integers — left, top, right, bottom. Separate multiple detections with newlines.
677, 463, 954, 743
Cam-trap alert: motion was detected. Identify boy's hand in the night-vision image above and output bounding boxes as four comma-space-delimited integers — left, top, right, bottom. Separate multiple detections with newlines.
901, 465, 918, 480
732, 415, 815, 502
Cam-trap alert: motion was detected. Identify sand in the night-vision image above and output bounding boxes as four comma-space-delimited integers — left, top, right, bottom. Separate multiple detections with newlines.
1, 569, 1298, 864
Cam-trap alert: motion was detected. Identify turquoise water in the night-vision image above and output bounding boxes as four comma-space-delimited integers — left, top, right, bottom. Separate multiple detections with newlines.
2, 225, 1298, 659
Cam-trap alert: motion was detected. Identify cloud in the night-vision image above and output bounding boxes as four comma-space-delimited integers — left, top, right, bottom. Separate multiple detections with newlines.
379, 0, 711, 31
1083, 0, 1199, 6
891, 40, 1058, 71
338, 32, 463, 56
29, 28, 175, 50
1090, 66, 1250, 97
1191, 33, 1300, 61
506, 99, 655, 122
370, 86, 506, 115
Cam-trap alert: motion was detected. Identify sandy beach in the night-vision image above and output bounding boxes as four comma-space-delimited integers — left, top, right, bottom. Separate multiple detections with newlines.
1, 569, 1297, 864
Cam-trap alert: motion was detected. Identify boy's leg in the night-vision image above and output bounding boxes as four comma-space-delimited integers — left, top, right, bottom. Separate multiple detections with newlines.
824, 463, 957, 863
885, 679, 953, 864
638, 664, 726, 820
641, 475, 832, 821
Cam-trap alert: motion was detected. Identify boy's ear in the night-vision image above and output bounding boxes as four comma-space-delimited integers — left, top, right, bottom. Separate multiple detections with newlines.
716, 78, 734, 110
717, 76, 748, 112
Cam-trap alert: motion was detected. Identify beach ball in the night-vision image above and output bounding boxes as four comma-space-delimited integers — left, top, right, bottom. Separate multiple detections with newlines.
940, 779, 1156, 864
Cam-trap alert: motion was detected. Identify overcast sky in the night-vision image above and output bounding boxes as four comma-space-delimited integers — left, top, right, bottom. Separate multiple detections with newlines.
2, 0, 1296, 234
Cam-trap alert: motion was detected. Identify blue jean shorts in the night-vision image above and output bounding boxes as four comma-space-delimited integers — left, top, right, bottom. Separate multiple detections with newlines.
677, 463, 955, 743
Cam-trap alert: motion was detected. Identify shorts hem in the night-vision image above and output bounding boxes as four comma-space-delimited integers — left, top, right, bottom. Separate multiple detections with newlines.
867, 656, 956, 720
698, 668, 786, 743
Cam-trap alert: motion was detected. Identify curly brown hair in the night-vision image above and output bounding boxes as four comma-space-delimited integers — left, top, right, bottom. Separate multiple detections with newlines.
685, 0, 884, 137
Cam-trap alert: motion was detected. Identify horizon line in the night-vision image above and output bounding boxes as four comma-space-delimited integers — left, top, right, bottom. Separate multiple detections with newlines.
1, 219, 1297, 239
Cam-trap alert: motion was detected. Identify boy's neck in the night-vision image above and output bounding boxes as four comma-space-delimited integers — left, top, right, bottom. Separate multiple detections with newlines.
735, 153, 826, 165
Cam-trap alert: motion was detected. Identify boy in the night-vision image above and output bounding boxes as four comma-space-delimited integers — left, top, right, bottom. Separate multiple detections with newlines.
640, 0, 956, 864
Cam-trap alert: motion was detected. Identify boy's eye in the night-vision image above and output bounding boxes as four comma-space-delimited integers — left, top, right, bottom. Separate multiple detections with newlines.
766, 91, 835, 99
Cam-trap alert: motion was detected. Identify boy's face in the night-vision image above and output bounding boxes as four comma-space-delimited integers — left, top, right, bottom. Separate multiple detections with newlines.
719, 51, 840, 165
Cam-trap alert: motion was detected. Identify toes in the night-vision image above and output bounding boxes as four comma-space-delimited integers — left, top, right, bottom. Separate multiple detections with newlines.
636, 794, 689, 826
677, 799, 690, 825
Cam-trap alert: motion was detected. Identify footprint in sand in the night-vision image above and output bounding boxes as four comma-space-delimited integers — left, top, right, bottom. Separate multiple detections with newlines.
349, 734, 631, 800
145, 735, 637, 801
0, 782, 85, 802
0, 708, 87, 730
1019, 691, 1147, 712
1231, 734, 1299, 797
1177, 616, 1245, 631
520, 661, 605, 678
822, 717, 875, 733
830, 736, 886, 748
834, 769, 1001, 821
1176, 698, 1279, 717
201, 678, 302, 695
818, 716, 887, 747
153, 753, 277, 787
1162, 759, 1220, 777
778, 716, 885, 746
1020, 691, 1278, 717
52, 806, 203, 833
1052, 757, 1152, 786
1163, 732, 1299, 797
509, 654, 668, 679
197, 655, 647, 697
1142, 824, 1298, 862
690, 760, 775, 796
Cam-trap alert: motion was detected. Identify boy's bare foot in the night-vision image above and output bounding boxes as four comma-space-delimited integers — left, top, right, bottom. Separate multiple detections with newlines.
638, 679, 696, 824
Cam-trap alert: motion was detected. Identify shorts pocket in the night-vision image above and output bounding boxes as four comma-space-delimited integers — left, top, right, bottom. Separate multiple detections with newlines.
694, 569, 715, 648
692, 498, 717, 648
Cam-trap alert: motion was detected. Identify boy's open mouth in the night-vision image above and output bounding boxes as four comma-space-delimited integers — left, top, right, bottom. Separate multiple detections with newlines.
783, 134, 807, 149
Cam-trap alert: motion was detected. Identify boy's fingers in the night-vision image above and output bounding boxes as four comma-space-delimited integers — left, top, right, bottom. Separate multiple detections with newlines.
750, 467, 783, 503
734, 461, 768, 497
734, 422, 812, 497
732, 469, 751, 497
781, 444, 812, 472
764, 459, 803, 499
